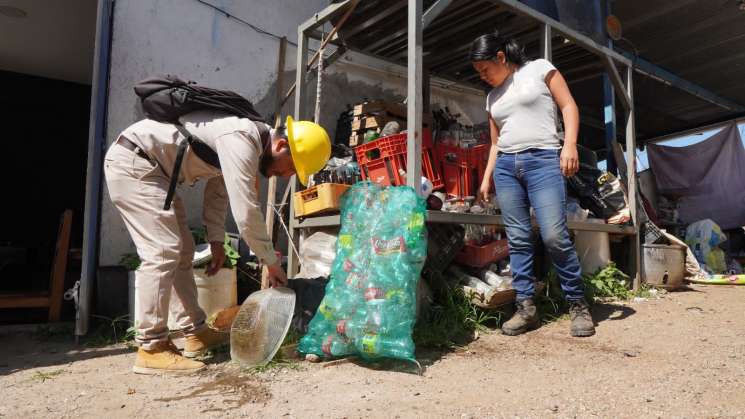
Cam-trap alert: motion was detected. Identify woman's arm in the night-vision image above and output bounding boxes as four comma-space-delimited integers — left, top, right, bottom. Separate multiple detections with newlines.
479, 115, 500, 202
546, 69, 580, 177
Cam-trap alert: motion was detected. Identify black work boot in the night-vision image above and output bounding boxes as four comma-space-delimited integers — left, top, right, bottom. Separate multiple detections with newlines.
569, 299, 595, 337
502, 298, 540, 336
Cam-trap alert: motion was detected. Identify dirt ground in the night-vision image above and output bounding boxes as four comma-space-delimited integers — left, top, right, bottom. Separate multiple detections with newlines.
2, 284, 744, 419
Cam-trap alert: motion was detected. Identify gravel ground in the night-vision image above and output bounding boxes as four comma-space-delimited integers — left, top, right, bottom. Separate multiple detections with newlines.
2, 284, 744, 418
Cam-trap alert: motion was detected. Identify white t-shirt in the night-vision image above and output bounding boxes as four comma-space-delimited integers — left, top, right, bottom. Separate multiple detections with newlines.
486, 59, 560, 153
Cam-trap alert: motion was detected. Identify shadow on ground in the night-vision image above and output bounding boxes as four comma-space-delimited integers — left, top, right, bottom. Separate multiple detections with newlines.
592, 302, 636, 323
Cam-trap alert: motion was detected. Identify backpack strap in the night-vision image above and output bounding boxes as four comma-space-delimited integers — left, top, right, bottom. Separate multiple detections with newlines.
163, 122, 272, 211
255, 122, 271, 154
163, 125, 193, 210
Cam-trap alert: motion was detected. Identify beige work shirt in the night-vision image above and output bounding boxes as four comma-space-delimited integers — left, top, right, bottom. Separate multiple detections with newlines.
118, 110, 278, 266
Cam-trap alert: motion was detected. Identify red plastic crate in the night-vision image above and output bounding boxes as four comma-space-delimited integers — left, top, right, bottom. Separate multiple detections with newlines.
354, 129, 443, 190
454, 239, 509, 268
436, 143, 494, 198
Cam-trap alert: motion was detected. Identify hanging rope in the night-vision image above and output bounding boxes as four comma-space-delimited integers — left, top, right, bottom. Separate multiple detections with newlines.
314, 31, 325, 124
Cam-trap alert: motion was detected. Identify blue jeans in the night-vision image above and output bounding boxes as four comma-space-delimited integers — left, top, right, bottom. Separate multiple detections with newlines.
494, 148, 585, 302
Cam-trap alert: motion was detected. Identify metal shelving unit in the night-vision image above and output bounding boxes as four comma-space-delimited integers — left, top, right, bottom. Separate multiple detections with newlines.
295, 212, 636, 235
288, 0, 641, 288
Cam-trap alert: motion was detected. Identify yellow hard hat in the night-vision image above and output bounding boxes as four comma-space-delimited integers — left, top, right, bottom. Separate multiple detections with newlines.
286, 116, 331, 186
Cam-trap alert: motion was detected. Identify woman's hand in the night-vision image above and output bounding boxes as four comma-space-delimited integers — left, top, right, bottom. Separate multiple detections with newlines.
479, 180, 491, 203
560, 144, 579, 177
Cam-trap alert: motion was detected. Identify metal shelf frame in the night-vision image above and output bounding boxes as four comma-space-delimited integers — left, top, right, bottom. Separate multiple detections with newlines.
288, 0, 641, 289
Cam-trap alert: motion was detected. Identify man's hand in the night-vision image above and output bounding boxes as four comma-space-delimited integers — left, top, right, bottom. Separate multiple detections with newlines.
560, 144, 579, 177
206, 241, 225, 276
266, 263, 288, 288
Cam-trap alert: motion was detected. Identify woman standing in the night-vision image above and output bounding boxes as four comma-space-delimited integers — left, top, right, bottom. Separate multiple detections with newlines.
470, 31, 594, 337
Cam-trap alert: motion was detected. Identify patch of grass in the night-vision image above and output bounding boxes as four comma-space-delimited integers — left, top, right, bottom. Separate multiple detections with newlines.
538, 263, 634, 323
536, 268, 568, 323
632, 283, 659, 299
31, 369, 65, 383
85, 315, 136, 347
413, 286, 502, 349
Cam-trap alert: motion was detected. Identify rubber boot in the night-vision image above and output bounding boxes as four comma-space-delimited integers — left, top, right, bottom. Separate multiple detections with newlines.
502, 298, 540, 336
183, 327, 230, 358
569, 299, 595, 337
132, 341, 205, 375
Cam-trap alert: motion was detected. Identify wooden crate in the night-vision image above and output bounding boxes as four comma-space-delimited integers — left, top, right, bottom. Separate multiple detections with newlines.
353, 101, 406, 118
351, 115, 405, 132
293, 183, 351, 218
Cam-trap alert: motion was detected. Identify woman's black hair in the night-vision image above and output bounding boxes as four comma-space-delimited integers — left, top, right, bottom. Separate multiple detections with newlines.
469, 31, 527, 66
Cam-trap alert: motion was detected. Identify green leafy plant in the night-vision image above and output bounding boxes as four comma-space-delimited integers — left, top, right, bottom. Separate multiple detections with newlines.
119, 253, 141, 271
582, 263, 631, 301
192, 227, 240, 269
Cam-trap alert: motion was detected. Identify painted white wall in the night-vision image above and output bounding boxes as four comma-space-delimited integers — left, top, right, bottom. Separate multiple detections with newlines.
99, 0, 487, 266
101, 0, 327, 265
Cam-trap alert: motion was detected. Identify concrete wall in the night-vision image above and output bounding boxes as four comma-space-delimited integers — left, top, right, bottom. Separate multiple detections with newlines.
99, 0, 486, 266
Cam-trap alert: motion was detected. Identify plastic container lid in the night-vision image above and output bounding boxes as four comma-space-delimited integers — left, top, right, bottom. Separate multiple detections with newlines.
230, 287, 296, 368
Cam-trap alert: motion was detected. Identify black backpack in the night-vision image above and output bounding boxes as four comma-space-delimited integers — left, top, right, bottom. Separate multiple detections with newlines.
134, 75, 270, 210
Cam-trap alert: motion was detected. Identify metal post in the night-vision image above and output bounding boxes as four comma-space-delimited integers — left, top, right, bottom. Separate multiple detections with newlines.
626, 65, 641, 291
406, 0, 423, 192
287, 29, 309, 278
540, 24, 551, 61
422, 0, 452, 29
76, 0, 114, 339
603, 74, 617, 174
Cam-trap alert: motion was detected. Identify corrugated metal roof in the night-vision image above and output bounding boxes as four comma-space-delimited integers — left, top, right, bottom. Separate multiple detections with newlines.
332, 0, 745, 154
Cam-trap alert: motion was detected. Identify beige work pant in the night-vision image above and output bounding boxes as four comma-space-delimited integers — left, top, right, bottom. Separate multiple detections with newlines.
104, 141, 206, 349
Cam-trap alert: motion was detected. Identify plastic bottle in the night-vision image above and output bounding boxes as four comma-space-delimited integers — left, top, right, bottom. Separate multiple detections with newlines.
321, 335, 353, 357
483, 270, 513, 291
356, 333, 414, 360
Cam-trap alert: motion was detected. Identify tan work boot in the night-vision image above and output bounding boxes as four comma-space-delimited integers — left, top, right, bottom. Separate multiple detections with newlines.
183, 327, 230, 358
132, 341, 205, 375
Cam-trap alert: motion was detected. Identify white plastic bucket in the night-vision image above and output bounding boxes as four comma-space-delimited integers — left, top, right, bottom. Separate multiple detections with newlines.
574, 219, 611, 275
128, 268, 237, 329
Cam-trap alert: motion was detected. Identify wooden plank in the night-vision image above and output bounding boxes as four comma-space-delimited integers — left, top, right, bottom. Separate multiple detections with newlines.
349, 133, 365, 146
351, 115, 400, 131
353, 101, 406, 118
0, 295, 50, 309
48, 210, 72, 321
626, 66, 642, 291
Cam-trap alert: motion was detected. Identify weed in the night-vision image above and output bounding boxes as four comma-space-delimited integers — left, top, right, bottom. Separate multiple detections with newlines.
538, 263, 633, 322
413, 286, 501, 348
583, 263, 631, 301
632, 283, 659, 299
536, 268, 568, 323
119, 253, 141, 271
85, 315, 136, 347
31, 369, 65, 383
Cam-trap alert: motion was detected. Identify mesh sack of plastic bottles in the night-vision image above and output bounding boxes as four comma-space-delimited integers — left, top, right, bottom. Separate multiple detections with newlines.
298, 182, 427, 362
